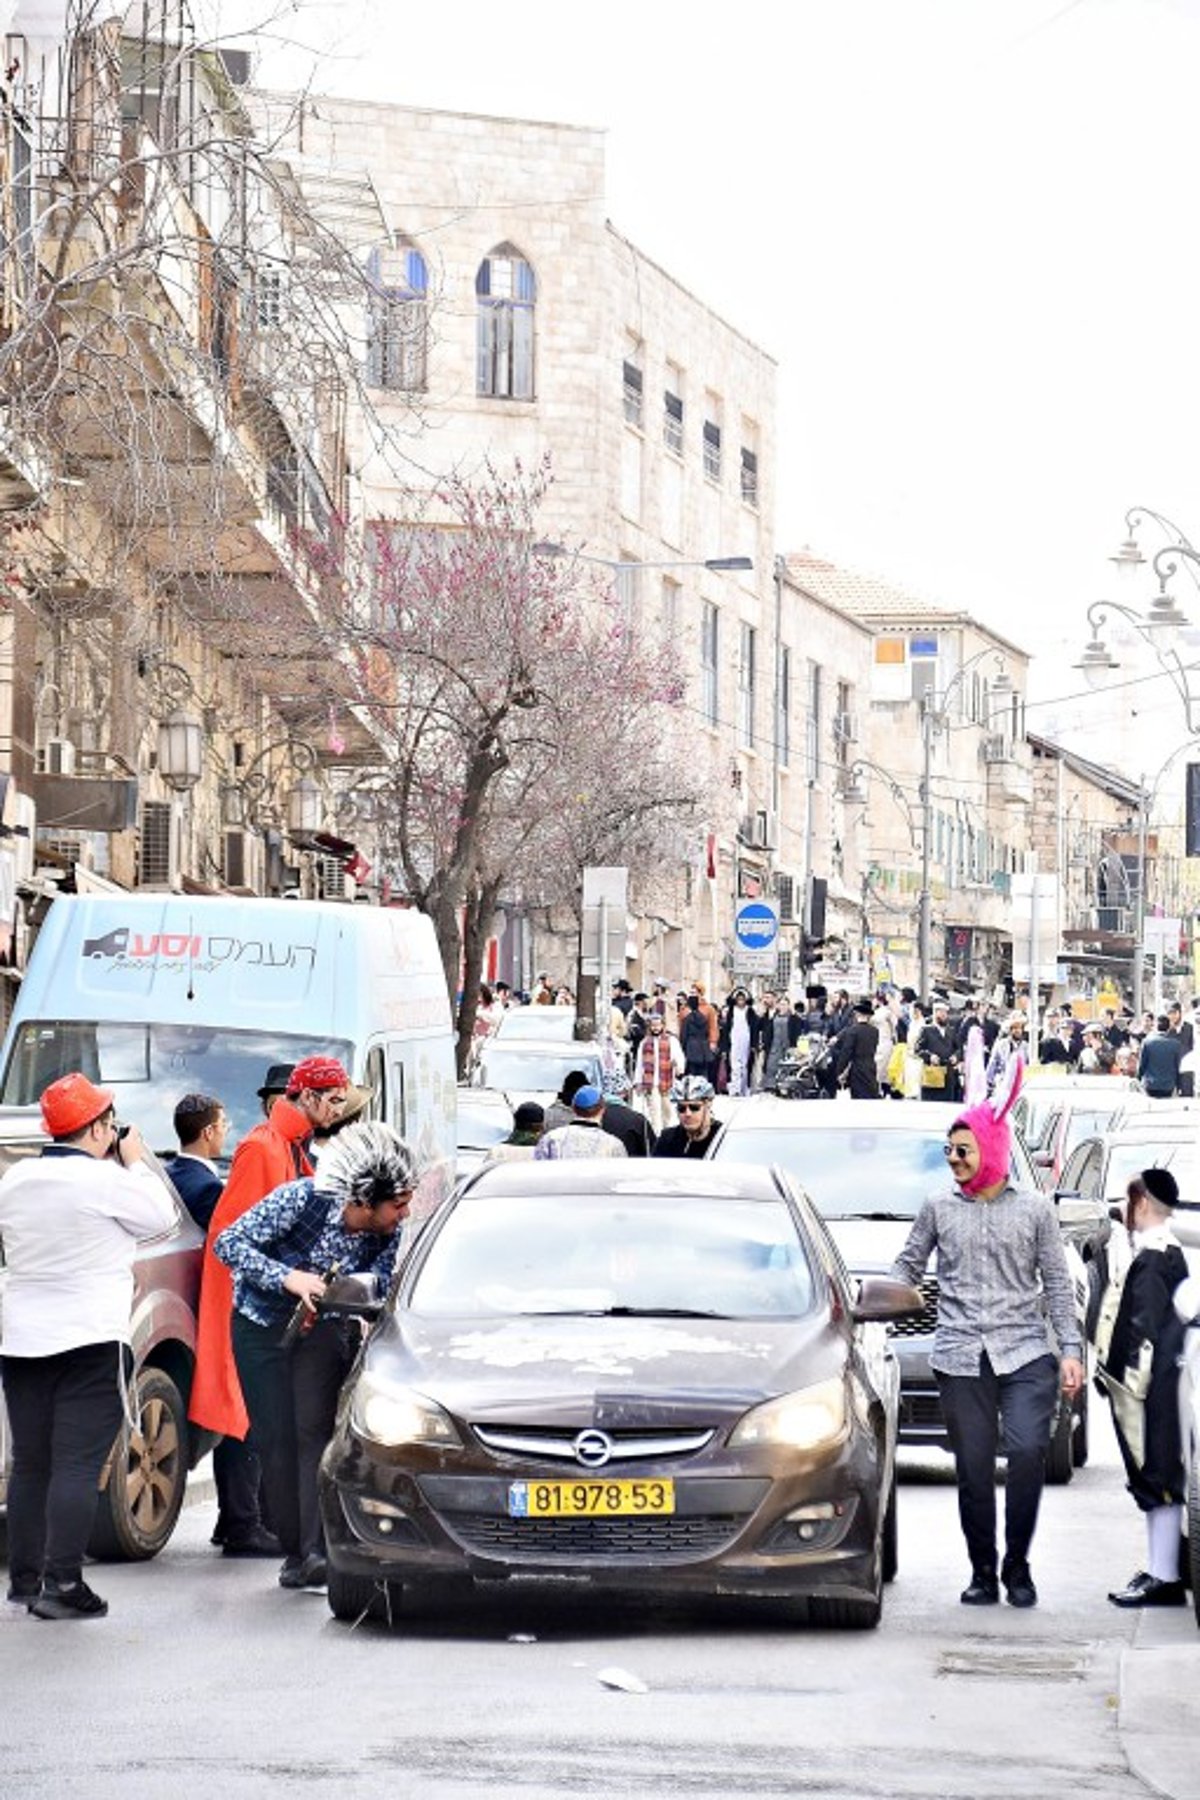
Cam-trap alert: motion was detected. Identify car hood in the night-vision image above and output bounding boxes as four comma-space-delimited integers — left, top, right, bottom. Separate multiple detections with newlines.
823, 1217, 926, 1276
361, 1309, 840, 1427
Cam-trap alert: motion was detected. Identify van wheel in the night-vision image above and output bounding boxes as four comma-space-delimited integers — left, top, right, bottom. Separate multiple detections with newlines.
89, 1368, 188, 1561
1044, 1397, 1075, 1487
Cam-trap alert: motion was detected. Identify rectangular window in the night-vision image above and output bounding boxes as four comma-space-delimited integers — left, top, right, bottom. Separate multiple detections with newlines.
777, 645, 791, 768
701, 602, 719, 727
806, 661, 822, 781
664, 386, 684, 455
834, 678, 852, 768
740, 446, 759, 508
255, 267, 285, 330
703, 418, 722, 483
368, 293, 428, 391
739, 623, 757, 749
138, 802, 173, 887
622, 358, 644, 428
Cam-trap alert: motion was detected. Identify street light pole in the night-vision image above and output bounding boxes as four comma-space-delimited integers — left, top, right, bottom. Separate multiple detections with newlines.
918, 696, 933, 1001
1134, 780, 1148, 1019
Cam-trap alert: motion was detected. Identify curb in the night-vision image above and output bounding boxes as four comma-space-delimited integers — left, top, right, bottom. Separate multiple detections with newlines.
1118, 1628, 1200, 1800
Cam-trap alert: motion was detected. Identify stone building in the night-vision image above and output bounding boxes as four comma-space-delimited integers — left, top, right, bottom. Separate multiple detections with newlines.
251, 90, 779, 993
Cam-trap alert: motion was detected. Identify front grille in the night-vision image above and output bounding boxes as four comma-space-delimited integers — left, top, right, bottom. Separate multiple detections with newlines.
889, 1274, 939, 1338
445, 1512, 742, 1560
472, 1425, 713, 1464
900, 1391, 945, 1431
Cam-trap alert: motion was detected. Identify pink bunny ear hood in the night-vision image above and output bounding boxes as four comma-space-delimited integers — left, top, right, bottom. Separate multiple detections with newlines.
952, 1057, 1023, 1195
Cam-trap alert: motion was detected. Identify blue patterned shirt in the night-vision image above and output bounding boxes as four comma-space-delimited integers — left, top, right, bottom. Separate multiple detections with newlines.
213, 1177, 402, 1329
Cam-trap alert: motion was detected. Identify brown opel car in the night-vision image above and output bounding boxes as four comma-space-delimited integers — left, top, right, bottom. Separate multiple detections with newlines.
319, 1159, 921, 1629
0, 1108, 206, 1560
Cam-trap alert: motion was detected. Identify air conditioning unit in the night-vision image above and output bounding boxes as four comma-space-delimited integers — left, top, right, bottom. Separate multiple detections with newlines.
738, 812, 758, 847
36, 737, 76, 776
981, 734, 1009, 764
759, 808, 779, 851
833, 710, 858, 744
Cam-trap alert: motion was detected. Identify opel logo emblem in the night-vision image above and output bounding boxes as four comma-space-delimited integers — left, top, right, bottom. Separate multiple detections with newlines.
573, 1429, 613, 1468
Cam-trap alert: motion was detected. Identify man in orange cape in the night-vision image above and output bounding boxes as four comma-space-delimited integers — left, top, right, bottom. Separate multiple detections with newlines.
189, 1057, 349, 1441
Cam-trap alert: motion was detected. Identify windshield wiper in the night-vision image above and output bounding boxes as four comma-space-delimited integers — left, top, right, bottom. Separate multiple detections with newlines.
833, 1211, 913, 1223
522, 1305, 731, 1319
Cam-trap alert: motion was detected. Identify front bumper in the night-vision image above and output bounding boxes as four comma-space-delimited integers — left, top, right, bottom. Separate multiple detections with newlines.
319, 1428, 888, 1602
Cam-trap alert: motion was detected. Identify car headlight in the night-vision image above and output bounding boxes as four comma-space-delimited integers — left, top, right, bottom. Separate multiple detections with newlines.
349, 1375, 462, 1449
728, 1378, 848, 1452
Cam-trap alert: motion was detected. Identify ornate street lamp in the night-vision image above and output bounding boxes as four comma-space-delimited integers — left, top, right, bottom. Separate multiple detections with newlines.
156, 710, 204, 792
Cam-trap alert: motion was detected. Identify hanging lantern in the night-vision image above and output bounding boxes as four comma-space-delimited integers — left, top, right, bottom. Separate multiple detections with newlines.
157, 711, 204, 792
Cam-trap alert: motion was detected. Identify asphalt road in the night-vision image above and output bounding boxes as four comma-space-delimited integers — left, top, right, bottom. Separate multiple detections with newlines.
0, 1405, 1195, 1800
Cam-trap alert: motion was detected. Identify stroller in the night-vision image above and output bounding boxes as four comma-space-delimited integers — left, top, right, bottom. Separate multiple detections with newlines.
772, 1035, 836, 1099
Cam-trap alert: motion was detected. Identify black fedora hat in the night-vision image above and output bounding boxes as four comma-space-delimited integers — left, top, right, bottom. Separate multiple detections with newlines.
257, 1063, 296, 1100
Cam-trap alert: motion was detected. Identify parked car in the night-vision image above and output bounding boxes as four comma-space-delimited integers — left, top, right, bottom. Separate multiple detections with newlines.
1057, 1124, 1200, 1259
471, 1040, 605, 1107
707, 1097, 1095, 1482
1013, 1075, 1142, 1193
492, 1008, 577, 1043
0, 1107, 207, 1560
454, 1089, 514, 1177
318, 1158, 921, 1630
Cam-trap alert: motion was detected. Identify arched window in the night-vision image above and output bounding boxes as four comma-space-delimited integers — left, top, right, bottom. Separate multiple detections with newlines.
366, 239, 428, 392
476, 244, 536, 400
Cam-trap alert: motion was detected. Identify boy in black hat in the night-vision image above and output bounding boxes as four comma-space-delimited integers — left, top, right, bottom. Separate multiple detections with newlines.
832, 998, 880, 1099
1102, 1168, 1190, 1607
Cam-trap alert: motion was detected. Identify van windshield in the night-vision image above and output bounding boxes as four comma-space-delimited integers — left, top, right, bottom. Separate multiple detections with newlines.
1, 1021, 354, 1160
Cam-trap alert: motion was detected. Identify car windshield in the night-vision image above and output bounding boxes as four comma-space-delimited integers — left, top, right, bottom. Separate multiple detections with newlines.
456, 1099, 513, 1150
0, 1020, 353, 1161
495, 1010, 576, 1041
1105, 1141, 1198, 1202
408, 1192, 817, 1319
1062, 1107, 1123, 1161
711, 1126, 955, 1220
477, 1048, 603, 1092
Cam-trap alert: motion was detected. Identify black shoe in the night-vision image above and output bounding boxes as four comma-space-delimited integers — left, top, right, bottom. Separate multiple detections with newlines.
30, 1579, 107, 1621
1002, 1560, 1038, 1608
1108, 1574, 1186, 1609
279, 1552, 327, 1592
960, 1570, 1000, 1605
222, 1526, 283, 1558
6, 1576, 40, 1608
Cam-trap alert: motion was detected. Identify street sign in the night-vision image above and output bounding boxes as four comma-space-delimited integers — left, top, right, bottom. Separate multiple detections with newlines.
1143, 915, 1181, 953
580, 865, 629, 978
733, 898, 779, 977
812, 959, 869, 991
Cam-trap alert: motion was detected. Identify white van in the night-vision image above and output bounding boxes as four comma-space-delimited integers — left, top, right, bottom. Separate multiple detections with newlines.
0, 896, 457, 1207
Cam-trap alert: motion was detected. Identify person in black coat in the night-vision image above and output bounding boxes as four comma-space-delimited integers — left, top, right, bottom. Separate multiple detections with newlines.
169, 1093, 229, 1231
600, 1079, 658, 1156
916, 1002, 958, 1101
171, 1093, 279, 1560
833, 1000, 880, 1099
1103, 1169, 1190, 1608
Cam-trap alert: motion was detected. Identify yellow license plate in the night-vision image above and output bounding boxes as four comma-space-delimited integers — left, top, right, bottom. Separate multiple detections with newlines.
507, 1478, 675, 1518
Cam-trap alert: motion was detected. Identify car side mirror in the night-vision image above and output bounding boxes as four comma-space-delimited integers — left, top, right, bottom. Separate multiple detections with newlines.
317, 1271, 383, 1320
853, 1276, 924, 1324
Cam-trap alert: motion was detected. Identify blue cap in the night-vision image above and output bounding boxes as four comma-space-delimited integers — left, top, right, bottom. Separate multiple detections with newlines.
573, 1085, 603, 1111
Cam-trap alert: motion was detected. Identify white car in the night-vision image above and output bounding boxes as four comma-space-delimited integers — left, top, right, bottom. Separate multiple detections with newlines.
472, 1039, 605, 1108
492, 1007, 577, 1043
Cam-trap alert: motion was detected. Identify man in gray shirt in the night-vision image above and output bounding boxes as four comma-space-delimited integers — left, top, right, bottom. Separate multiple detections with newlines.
893, 1091, 1084, 1610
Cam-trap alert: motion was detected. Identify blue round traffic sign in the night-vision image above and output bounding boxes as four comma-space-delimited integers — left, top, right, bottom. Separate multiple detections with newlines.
734, 901, 779, 949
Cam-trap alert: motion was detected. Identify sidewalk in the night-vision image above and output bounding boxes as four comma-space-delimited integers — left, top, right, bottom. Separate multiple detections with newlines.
1118, 1604, 1200, 1800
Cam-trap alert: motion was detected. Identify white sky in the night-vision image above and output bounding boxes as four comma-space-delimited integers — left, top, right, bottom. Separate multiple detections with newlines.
204, 0, 1200, 727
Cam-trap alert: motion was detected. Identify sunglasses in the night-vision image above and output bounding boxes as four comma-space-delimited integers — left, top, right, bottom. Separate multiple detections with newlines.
678, 1101, 707, 1114
943, 1143, 972, 1162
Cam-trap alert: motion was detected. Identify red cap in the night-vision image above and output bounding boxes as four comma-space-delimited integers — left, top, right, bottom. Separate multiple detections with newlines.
41, 1072, 115, 1137
286, 1055, 350, 1096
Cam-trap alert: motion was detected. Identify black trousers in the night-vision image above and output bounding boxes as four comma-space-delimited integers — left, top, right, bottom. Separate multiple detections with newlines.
1, 1340, 128, 1586
937, 1352, 1059, 1575
213, 1434, 267, 1540
231, 1312, 354, 1559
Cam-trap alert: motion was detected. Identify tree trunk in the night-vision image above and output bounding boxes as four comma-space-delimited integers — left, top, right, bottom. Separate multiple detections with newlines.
457, 872, 502, 1079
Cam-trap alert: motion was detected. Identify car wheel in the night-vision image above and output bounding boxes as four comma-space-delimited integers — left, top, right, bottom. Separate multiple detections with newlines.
1189, 1454, 1200, 1631
881, 1475, 898, 1584
807, 1591, 882, 1630
89, 1367, 188, 1561
327, 1568, 402, 1625
1071, 1383, 1089, 1468
1044, 1396, 1075, 1487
